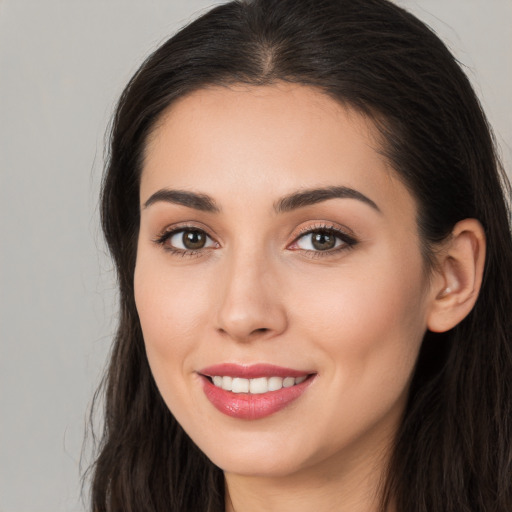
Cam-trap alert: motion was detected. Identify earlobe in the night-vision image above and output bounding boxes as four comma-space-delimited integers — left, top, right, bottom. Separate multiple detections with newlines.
427, 219, 486, 333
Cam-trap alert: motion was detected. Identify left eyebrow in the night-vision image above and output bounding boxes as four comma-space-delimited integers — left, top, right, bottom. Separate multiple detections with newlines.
274, 186, 381, 213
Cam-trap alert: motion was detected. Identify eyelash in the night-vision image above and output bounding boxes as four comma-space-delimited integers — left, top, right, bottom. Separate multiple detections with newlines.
153, 223, 358, 258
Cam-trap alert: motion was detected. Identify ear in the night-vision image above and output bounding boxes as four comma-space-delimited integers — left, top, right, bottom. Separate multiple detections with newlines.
427, 218, 486, 333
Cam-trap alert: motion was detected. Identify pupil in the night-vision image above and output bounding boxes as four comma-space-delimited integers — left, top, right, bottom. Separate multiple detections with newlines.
312, 231, 335, 250
183, 230, 206, 249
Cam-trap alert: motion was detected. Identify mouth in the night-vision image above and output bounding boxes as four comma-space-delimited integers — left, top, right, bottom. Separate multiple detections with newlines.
207, 374, 308, 393
198, 364, 316, 420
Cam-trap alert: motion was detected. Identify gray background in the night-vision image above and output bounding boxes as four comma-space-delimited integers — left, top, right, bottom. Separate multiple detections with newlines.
0, 1, 510, 511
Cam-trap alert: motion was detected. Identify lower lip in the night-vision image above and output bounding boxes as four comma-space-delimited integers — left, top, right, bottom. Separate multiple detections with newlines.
201, 376, 314, 420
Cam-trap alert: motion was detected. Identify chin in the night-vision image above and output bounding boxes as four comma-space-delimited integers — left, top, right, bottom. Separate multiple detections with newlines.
189, 423, 332, 479
211, 451, 308, 479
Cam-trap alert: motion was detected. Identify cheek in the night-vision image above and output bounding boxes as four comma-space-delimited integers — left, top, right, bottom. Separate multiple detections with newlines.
133, 259, 215, 433
133, 251, 212, 385
289, 247, 429, 384
286, 256, 428, 445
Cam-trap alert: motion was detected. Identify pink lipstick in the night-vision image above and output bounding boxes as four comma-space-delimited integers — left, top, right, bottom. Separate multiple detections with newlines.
199, 364, 315, 420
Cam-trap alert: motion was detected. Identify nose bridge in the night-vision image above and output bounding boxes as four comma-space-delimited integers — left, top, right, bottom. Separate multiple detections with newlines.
215, 241, 287, 341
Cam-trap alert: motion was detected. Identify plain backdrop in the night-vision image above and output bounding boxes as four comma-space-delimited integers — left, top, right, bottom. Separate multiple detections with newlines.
0, 1, 510, 511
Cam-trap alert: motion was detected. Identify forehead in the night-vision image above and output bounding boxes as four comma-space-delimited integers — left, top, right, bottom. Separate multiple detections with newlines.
144, 83, 380, 174
140, 83, 415, 221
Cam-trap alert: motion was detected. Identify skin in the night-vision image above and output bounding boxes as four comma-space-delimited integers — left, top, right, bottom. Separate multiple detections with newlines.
134, 83, 485, 512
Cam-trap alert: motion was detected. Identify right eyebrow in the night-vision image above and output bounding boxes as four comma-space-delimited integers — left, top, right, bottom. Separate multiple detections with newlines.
143, 189, 220, 213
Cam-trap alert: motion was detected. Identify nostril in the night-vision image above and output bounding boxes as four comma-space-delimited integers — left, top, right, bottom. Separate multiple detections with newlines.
252, 327, 269, 335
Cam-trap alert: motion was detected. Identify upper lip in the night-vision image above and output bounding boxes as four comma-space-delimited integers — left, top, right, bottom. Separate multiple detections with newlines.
199, 363, 314, 379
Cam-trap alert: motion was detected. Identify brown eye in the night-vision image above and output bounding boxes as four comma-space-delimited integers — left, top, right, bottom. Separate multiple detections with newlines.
162, 228, 217, 252
311, 231, 336, 250
291, 227, 357, 254
182, 230, 207, 249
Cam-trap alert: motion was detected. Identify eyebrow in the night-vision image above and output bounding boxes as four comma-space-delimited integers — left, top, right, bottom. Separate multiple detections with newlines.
143, 185, 380, 214
143, 189, 220, 212
274, 186, 380, 213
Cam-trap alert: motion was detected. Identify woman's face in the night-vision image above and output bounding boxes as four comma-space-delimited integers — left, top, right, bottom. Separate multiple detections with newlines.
135, 83, 435, 479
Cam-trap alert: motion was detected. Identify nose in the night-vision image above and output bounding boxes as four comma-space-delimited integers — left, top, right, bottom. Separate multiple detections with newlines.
214, 249, 288, 342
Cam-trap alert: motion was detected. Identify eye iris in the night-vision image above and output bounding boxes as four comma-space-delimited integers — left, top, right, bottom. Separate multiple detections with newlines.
312, 231, 336, 250
182, 230, 206, 249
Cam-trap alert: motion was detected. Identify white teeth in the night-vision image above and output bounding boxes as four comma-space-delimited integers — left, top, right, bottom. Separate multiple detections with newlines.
283, 377, 295, 388
231, 377, 249, 393
222, 376, 233, 391
268, 376, 283, 391
249, 377, 268, 394
211, 375, 308, 393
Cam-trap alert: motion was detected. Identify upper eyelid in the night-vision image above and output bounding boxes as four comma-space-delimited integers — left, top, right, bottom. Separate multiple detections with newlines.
156, 222, 218, 240
291, 222, 356, 240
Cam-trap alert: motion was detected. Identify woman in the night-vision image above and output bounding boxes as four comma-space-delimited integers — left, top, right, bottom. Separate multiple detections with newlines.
89, 0, 512, 510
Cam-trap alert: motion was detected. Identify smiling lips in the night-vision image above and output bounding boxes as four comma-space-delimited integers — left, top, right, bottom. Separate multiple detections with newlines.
200, 364, 315, 420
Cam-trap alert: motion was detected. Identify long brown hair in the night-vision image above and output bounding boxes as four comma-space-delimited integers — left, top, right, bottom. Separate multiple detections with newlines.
87, 0, 512, 510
